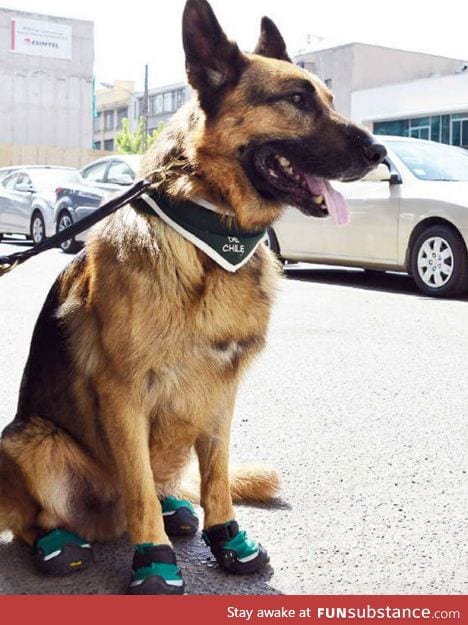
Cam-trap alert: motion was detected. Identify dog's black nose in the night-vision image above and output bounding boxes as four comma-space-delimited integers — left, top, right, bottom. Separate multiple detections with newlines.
362, 142, 386, 165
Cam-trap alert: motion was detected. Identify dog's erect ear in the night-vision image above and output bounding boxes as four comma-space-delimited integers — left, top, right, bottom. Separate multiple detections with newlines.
183, 0, 246, 114
254, 16, 291, 62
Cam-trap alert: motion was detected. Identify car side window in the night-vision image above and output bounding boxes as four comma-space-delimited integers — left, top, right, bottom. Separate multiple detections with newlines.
107, 161, 134, 183
16, 174, 32, 190
3, 173, 19, 190
82, 162, 108, 183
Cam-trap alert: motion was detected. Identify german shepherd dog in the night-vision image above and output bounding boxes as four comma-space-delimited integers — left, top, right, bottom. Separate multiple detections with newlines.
0, 0, 385, 594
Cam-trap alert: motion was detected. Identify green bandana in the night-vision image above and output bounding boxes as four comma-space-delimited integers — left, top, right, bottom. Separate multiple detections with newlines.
141, 191, 266, 272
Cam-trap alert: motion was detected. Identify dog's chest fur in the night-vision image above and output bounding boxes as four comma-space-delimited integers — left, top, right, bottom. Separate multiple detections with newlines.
58, 209, 278, 438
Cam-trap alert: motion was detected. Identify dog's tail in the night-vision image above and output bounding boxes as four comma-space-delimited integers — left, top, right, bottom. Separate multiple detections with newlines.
178, 465, 281, 504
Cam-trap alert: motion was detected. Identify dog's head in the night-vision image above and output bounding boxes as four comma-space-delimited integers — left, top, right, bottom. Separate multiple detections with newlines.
148, 0, 386, 231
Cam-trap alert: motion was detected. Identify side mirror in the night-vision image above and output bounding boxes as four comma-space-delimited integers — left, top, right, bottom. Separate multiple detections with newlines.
361, 163, 391, 182
108, 173, 133, 185
16, 182, 34, 193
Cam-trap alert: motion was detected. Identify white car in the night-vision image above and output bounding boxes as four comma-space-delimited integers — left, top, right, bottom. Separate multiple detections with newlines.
268, 136, 468, 298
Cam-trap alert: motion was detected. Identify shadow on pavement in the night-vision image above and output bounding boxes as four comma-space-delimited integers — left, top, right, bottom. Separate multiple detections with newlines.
0, 238, 32, 250
0, 521, 282, 595
285, 265, 468, 301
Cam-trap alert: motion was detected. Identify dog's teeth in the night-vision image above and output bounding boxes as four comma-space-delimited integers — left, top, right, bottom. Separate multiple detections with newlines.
268, 168, 278, 179
312, 194, 324, 204
278, 156, 291, 168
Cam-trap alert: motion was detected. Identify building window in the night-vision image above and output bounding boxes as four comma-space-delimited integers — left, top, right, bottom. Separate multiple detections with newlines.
155, 94, 163, 114
176, 89, 185, 109
133, 100, 139, 119
104, 139, 114, 151
324, 78, 332, 88
117, 107, 128, 128
441, 115, 450, 144
430, 115, 440, 142
409, 117, 430, 140
163, 92, 174, 113
94, 141, 101, 150
104, 111, 114, 130
451, 114, 468, 149
149, 94, 163, 114
373, 113, 468, 149
373, 119, 410, 137
93, 112, 101, 132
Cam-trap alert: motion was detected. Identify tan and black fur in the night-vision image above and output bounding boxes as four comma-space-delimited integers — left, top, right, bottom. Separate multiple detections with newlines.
0, 0, 384, 576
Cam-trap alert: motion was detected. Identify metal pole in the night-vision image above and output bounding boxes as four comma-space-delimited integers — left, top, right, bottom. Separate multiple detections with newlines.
142, 64, 149, 152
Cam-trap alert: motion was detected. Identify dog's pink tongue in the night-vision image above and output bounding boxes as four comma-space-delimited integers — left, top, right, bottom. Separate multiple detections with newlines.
304, 175, 350, 225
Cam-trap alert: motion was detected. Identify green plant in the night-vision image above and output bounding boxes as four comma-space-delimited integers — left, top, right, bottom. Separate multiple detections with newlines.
115, 118, 165, 154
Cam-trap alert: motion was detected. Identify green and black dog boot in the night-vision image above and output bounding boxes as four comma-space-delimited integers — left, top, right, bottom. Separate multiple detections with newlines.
33, 528, 93, 575
128, 543, 185, 595
161, 495, 199, 536
202, 520, 269, 574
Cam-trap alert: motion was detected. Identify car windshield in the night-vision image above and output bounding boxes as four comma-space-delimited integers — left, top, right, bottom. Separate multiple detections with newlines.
389, 140, 468, 181
30, 169, 82, 190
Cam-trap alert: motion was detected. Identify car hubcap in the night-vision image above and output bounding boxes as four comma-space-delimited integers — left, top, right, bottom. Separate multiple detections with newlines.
59, 215, 72, 249
33, 218, 43, 243
417, 236, 454, 288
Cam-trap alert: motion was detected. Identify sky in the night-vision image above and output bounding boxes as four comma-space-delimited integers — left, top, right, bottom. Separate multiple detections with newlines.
2, 0, 468, 89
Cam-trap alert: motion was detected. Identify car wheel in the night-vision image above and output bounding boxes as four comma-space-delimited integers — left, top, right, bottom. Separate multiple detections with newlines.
264, 228, 285, 264
410, 225, 468, 298
57, 211, 81, 254
30, 212, 45, 246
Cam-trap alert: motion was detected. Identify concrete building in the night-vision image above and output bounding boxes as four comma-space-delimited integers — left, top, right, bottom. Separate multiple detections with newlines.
93, 43, 468, 154
94, 81, 190, 152
0, 7, 94, 151
351, 70, 468, 149
295, 43, 465, 120
93, 80, 136, 152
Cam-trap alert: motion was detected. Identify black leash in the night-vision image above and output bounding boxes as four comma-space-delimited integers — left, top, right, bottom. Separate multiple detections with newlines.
0, 178, 151, 277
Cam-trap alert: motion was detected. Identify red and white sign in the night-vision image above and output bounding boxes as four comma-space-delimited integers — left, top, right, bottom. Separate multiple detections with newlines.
10, 17, 72, 60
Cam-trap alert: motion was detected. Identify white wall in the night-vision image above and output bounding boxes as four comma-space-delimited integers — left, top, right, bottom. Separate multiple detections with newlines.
0, 8, 94, 149
351, 72, 468, 124
296, 43, 465, 119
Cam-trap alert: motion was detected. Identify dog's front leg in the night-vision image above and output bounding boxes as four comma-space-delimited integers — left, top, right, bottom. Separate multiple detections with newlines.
196, 413, 269, 575
196, 432, 234, 528
98, 385, 185, 594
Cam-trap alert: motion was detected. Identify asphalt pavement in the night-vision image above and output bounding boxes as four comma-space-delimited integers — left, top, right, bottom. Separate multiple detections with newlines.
0, 237, 466, 595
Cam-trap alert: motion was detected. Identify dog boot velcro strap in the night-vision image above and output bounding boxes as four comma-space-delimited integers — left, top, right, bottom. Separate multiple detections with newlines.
202, 521, 269, 574
34, 528, 93, 575
128, 544, 185, 595
161, 495, 199, 536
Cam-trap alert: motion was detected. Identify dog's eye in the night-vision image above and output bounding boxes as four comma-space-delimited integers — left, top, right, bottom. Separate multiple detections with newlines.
290, 93, 305, 106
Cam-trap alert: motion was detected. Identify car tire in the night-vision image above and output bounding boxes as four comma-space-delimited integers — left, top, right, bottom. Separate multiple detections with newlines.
410, 224, 468, 298
30, 212, 46, 246
57, 211, 81, 254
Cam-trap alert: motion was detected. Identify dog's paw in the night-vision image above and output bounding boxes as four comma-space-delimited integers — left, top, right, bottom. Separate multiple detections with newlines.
33, 528, 93, 575
128, 544, 185, 595
202, 520, 269, 574
161, 495, 199, 536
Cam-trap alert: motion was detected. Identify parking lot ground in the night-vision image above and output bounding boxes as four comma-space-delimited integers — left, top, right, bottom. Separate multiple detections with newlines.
0, 239, 466, 594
